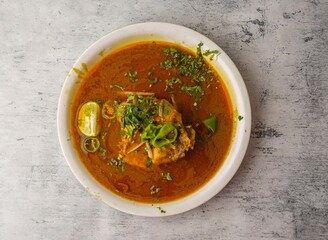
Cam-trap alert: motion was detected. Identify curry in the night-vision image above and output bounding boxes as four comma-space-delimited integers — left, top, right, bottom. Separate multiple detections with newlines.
70, 41, 234, 203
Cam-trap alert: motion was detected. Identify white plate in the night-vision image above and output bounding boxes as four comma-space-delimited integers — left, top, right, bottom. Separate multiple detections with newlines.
57, 22, 251, 217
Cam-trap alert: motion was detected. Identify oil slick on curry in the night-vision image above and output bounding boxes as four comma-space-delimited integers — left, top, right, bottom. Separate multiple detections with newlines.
71, 41, 234, 204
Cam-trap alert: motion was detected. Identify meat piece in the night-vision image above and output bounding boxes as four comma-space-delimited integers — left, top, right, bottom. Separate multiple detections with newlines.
117, 95, 195, 168
117, 133, 149, 169
154, 99, 182, 124
123, 149, 149, 169
152, 127, 195, 165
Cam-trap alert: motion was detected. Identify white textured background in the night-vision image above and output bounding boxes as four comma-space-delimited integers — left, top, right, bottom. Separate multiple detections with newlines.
1, 0, 327, 239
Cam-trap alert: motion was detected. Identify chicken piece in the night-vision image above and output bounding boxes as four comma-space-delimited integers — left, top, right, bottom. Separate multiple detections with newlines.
118, 134, 149, 169
152, 99, 195, 164
152, 127, 195, 165
122, 146, 149, 169
117, 95, 195, 168
153, 99, 182, 124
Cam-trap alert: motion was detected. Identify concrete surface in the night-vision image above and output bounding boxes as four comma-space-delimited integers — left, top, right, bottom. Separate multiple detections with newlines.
0, 0, 327, 239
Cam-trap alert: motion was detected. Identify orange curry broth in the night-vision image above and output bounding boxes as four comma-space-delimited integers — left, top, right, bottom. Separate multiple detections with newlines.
71, 41, 234, 203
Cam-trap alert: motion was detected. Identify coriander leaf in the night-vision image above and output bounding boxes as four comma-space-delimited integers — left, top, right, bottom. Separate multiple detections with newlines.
99, 146, 107, 159
109, 84, 125, 91
160, 59, 173, 69
157, 206, 166, 213
109, 158, 125, 173
149, 77, 158, 85
124, 71, 138, 82
181, 85, 205, 102
196, 42, 204, 56
160, 43, 215, 84
161, 172, 173, 181
163, 103, 171, 115
150, 185, 160, 195
203, 49, 219, 56
95, 99, 102, 105
165, 77, 182, 91
119, 95, 158, 137
203, 49, 220, 60
146, 157, 152, 168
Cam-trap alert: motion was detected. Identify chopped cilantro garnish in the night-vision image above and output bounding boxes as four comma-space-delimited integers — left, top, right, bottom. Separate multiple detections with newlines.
161, 172, 172, 181
163, 48, 169, 54
119, 95, 158, 137
95, 99, 102, 105
196, 42, 204, 56
181, 85, 205, 102
125, 125, 135, 137
162, 47, 179, 57
163, 103, 171, 115
101, 131, 107, 140
99, 146, 107, 159
160, 59, 173, 69
238, 115, 244, 121
165, 77, 182, 91
157, 206, 166, 213
150, 185, 160, 195
160, 42, 216, 86
109, 84, 125, 91
149, 77, 158, 85
126, 95, 135, 103
146, 156, 152, 168
204, 50, 219, 55
203, 49, 220, 60
109, 158, 125, 173
124, 71, 138, 82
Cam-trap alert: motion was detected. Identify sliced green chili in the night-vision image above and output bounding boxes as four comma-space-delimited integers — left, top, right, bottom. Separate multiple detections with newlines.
141, 123, 162, 141
83, 137, 100, 153
202, 116, 218, 133
151, 123, 178, 148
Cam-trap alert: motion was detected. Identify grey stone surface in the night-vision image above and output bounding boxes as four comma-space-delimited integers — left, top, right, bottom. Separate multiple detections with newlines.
0, 0, 327, 239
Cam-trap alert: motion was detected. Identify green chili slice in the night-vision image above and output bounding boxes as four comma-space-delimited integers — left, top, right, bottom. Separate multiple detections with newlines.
151, 123, 178, 148
141, 123, 162, 141
83, 137, 100, 153
202, 116, 218, 133
141, 123, 178, 148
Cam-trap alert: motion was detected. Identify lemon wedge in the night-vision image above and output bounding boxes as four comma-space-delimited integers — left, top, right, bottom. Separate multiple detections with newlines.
77, 101, 101, 137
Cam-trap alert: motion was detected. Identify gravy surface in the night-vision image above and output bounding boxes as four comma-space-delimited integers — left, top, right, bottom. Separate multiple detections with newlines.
71, 41, 234, 203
